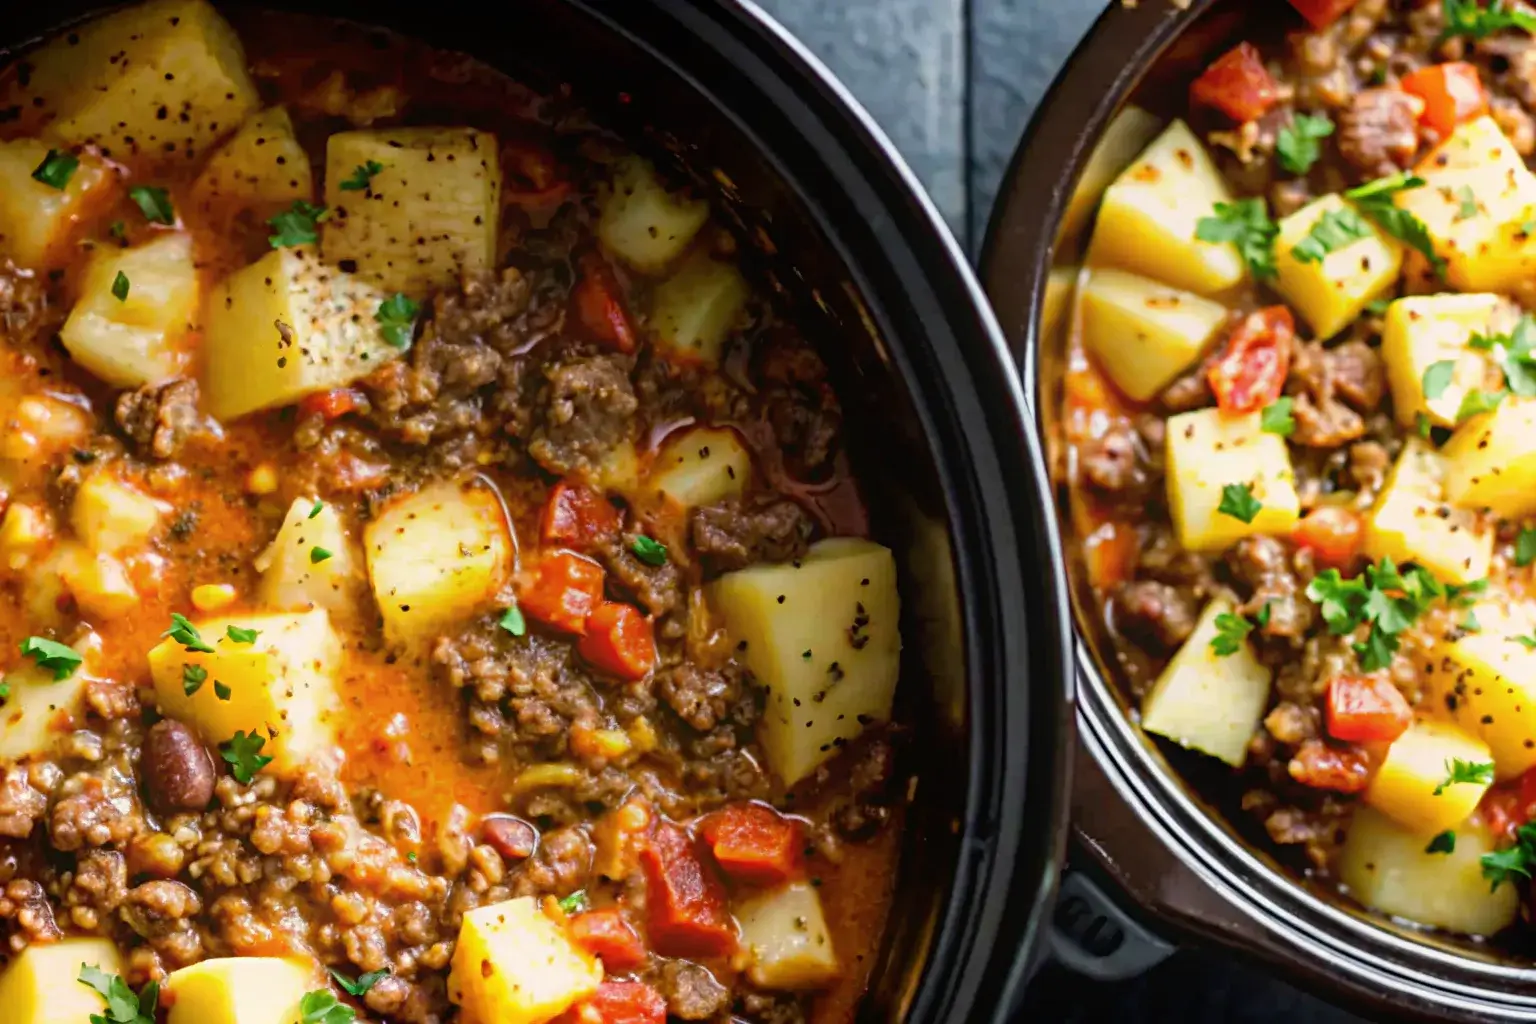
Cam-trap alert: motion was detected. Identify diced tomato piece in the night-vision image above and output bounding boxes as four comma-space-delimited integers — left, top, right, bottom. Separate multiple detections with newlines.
569, 909, 648, 972
1208, 307, 1294, 415
1293, 507, 1364, 570
1288, 738, 1373, 793
1325, 675, 1412, 744
519, 552, 606, 634
561, 982, 667, 1024
542, 482, 621, 551
1401, 62, 1489, 138
698, 802, 803, 886
298, 387, 363, 420
1286, 0, 1359, 28
577, 603, 656, 682
639, 821, 736, 958
573, 254, 636, 353
1190, 42, 1281, 123
1481, 784, 1525, 844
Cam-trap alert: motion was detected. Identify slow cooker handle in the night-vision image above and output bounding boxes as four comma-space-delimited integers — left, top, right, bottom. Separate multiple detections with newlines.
1046, 869, 1176, 981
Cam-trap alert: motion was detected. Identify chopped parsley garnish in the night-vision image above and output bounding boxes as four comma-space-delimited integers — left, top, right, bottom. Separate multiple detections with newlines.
1426, 830, 1457, 855
1471, 315, 1536, 397
1276, 113, 1334, 176
1195, 198, 1278, 279
109, 220, 127, 244
1456, 185, 1479, 221
339, 159, 386, 191
0, 683, 10, 702
1441, 0, 1536, 42
1483, 822, 1536, 891
1290, 206, 1371, 264
1365, 297, 1393, 316
111, 271, 130, 302
329, 967, 390, 997
79, 963, 157, 1024
267, 199, 331, 247
1422, 359, 1456, 401
1517, 527, 1536, 567
557, 890, 589, 914
375, 293, 420, 350
182, 664, 208, 696
1306, 558, 1459, 671
1462, 609, 1482, 633
309, 499, 324, 519
226, 625, 260, 644
220, 730, 273, 784
631, 535, 668, 566
1457, 387, 1507, 423
1512, 631, 1536, 651
1435, 758, 1495, 795
297, 988, 355, 1024
310, 546, 333, 564
30, 148, 78, 190
164, 612, 215, 653
214, 680, 232, 701
1415, 411, 1433, 438
1344, 173, 1445, 276
1260, 397, 1295, 436
1210, 611, 1255, 656
1217, 482, 1263, 524
128, 185, 175, 225
499, 605, 526, 637
19, 636, 82, 680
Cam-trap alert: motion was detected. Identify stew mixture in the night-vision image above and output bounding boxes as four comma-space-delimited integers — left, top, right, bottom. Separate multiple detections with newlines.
0, 2, 907, 1022
1067, 0, 1536, 940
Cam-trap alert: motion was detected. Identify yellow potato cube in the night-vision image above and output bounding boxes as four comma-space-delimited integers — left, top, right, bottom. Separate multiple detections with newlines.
1440, 396, 1536, 519
1397, 117, 1536, 293
650, 251, 750, 367
323, 127, 502, 295
0, 140, 113, 270
148, 609, 342, 777
57, 546, 139, 619
365, 480, 511, 646
1164, 408, 1300, 553
0, 503, 52, 571
164, 957, 315, 1024
8, 0, 259, 171
1273, 194, 1403, 340
448, 897, 603, 1024
192, 106, 315, 222
61, 233, 199, 388
1423, 600, 1536, 779
1366, 718, 1492, 835
1363, 438, 1492, 586
708, 539, 900, 786
0, 632, 101, 764
1077, 268, 1229, 401
1059, 105, 1163, 258
737, 882, 839, 990
1139, 598, 1272, 767
0, 937, 124, 1024
72, 473, 168, 555
254, 498, 359, 615
1380, 293, 1509, 429
598, 156, 710, 275
203, 246, 401, 420
1340, 807, 1517, 936
647, 427, 753, 512
1086, 119, 1247, 296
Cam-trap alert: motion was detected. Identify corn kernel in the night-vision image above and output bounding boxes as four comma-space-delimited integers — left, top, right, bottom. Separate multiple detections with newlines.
572, 726, 632, 761
246, 463, 278, 495
191, 583, 237, 612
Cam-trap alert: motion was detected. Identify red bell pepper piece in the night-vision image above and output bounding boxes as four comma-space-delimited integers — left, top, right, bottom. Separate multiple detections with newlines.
573, 254, 637, 354
1325, 675, 1412, 744
1288, 738, 1373, 793
639, 821, 736, 958
542, 482, 621, 551
698, 802, 803, 887
1286, 0, 1359, 28
569, 909, 648, 972
561, 982, 667, 1024
577, 603, 656, 682
1208, 307, 1294, 415
519, 552, 606, 635
298, 387, 364, 421
1293, 507, 1365, 570
1401, 62, 1488, 138
1191, 42, 1281, 124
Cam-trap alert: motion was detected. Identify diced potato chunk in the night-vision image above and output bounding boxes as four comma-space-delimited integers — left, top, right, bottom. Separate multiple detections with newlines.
599, 156, 710, 275
1396, 117, 1536, 293
0, 140, 113, 270
148, 609, 342, 777
650, 251, 750, 366
737, 882, 839, 990
164, 957, 315, 1024
708, 539, 900, 786
8, 0, 259, 171
1273, 194, 1403, 340
1380, 293, 1509, 429
0, 633, 100, 763
1422, 600, 1536, 779
1363, 438, 1492, 585
1440, 396, 1536, 519
0, 937, 124, 1024
0, 503, 52, 572
1164, 408, 1300, 553
255, 498, 359, 614
1366, 718, 1492, 835
61, 233, 198, 388
322, 127, 502, 295
1339, 807, 1517, 936
1077, 268, 1229, 401
1139, 598, 1271, 767
1085, 119, 1247, 296
192, 106, 314, 221
447, 897, 603, 1024
364, 480, 511, 646
203, 246, 401, 420
72, 473, 167, 555
1059, 105, 1163, 256
56, 545, 139, 620
647, 427, 753, 512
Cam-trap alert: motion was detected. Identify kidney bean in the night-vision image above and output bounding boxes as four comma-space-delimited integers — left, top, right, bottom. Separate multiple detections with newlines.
142, 720, 216, 813
481, 814, 538, 861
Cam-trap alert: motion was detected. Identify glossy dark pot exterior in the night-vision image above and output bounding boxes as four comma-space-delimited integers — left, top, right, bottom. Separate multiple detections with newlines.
0, 2, 1075, 1021
983, 0, 1536, 1020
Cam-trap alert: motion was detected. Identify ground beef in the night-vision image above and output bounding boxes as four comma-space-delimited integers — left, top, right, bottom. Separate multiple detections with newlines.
600, 532, 684, 617
1079, 419, 1158, 506
527, 354, 638, 475
1287, 337, 1385, 448
0, 879, 62, 950
655, 662, 749, 734
737, 990, 809, 1024
0, 260, 54, 346
1135, 523, 1217, 591
689, 496, 814, 575
758, 332, 842, 480
1346, 439, 1392, 495
0, 766, 47, 838
831, 734, 898, 841
511, 825, 591, 898
1336, 88, 1421, 177
50, 766, 142, 851
1111, 580, 1200, 653
114, 379, 205, 459
1159, 362, 1215, 413
1224, 536, 1316, 643
658, 960, 731, 1020
1264, 701, 1321, 746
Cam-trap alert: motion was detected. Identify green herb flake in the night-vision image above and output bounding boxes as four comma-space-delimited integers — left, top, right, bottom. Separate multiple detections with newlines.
19, 636, 83, 681
1344, 173, 1446, 276
1426, 830, 1457, 855
111, 270, 130, 302
220, 730, 274, 784
1482, 822, 1536, 891
226, 625, 260, 644
31, 149, 79, 190
1462, 609, 1482, 633
1415, 411, 1433, 438
297, 988, 356, 1024
78, 962, 156, 1024
1196, 198, 1279, 280
164, 612, 215, 653
1276, 113, 1334, 176
375, 292, 420, 350
128, 185, 175, 225
1435, 758, 1495, 795
1305, 558, 1457, 672
1517, 527, 1536, 567
329, 967, 391, 997
631, 534, 668, 566
1441, 0, 1536, 42
1259, 397, 1295, 437
1217, 482, 1263, 524
339, 159, 386, 191
1513, 632, 1536, 651
267, 199, 331, 248
310, 546, 333, 564
308, 499, 324, 519
182, 664, 207, 696
557, 889, 589, 914
499, 605, 527, 637
1456, 185, 1480, 220
109, 220, 127, 243
1365, 297, 1393, 316
1422, 359, 1456, 401
1457, 387, 1507, 423
1290, 205, 1372, 264
213, 680, 232, 701
1210, 612, 1255, 656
